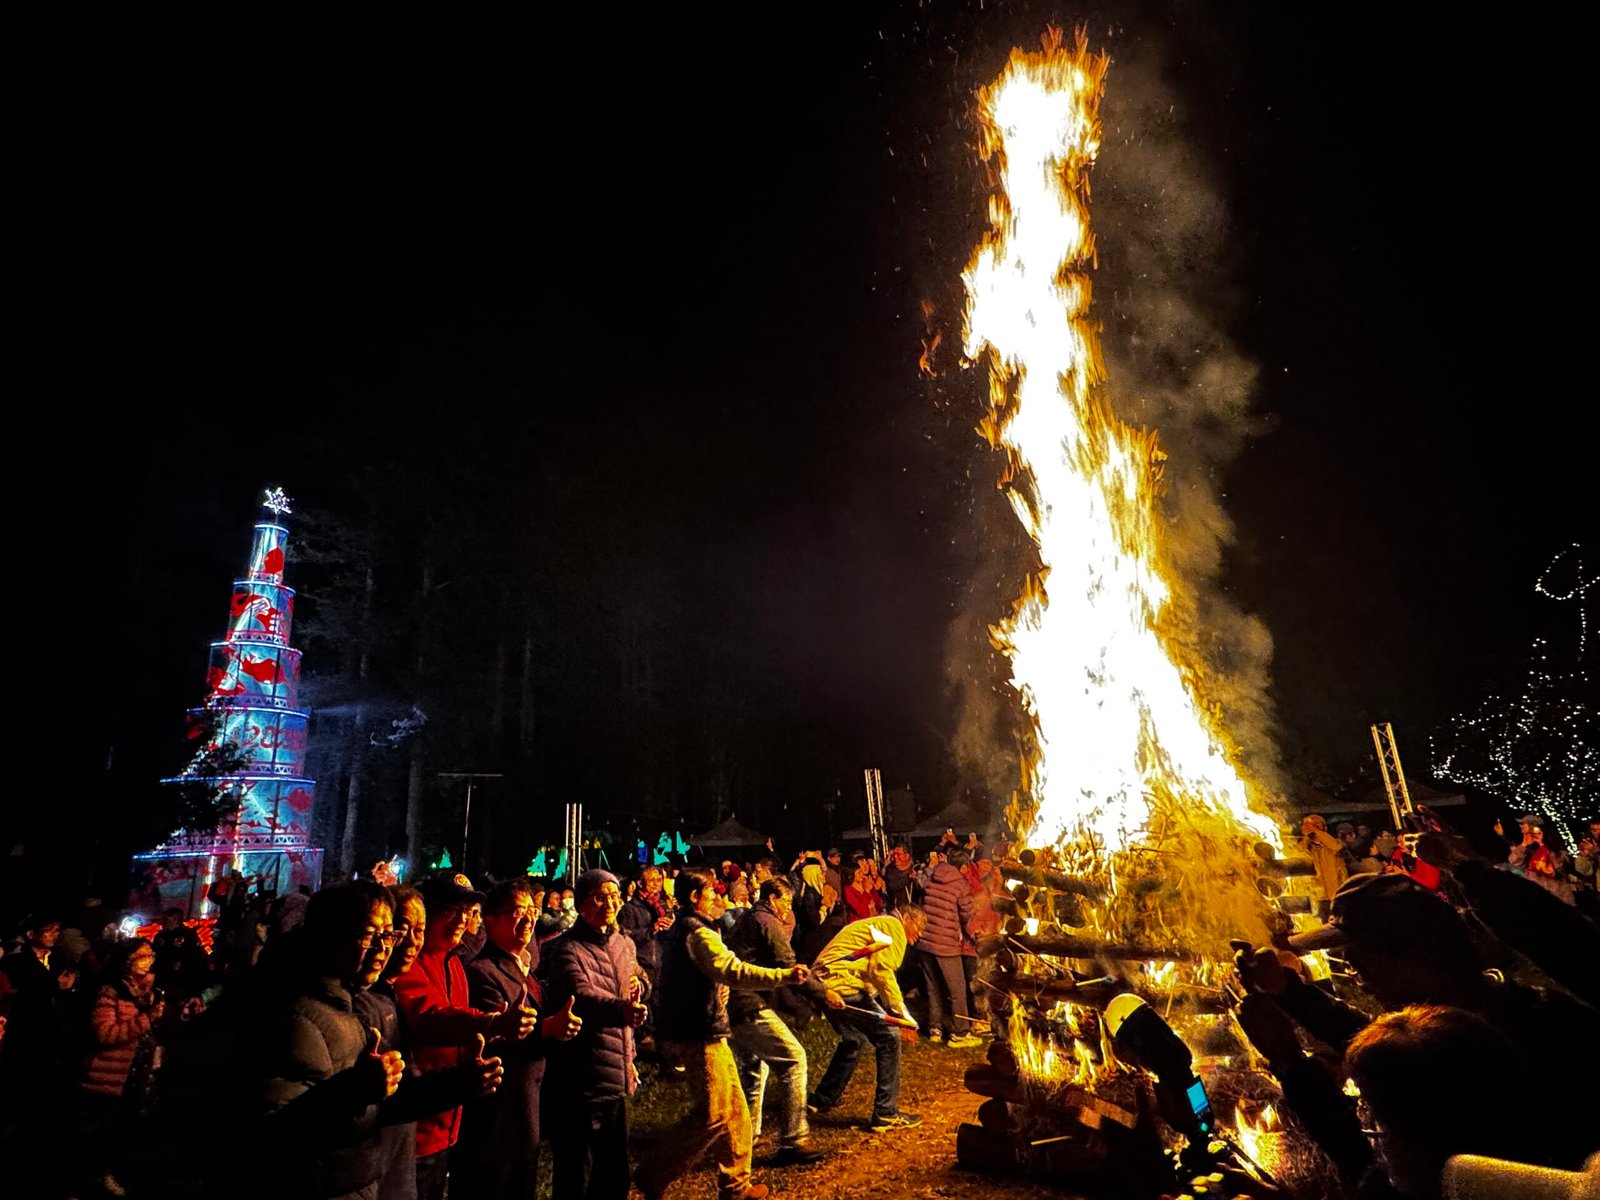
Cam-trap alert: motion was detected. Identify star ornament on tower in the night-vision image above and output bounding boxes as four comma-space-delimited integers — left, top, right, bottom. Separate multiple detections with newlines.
262, 487, 294, 518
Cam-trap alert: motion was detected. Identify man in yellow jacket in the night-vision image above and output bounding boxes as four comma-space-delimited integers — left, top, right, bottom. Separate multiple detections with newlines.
1302, 815, 1350, 920
806, 907, 926, 1132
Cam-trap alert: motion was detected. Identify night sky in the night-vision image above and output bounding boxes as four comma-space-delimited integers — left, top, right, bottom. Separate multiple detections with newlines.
23, 4, 1593, 881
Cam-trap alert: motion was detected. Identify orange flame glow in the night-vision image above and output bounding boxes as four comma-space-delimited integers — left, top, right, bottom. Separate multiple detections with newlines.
961, 28, 1280, 871
1009, 1001, 1117, 1091
1233, 1101, 1284, 1175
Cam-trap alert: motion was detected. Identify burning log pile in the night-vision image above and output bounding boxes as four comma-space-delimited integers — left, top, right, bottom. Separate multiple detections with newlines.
951, 835, 1342, 1196
943, 23, 1340, 1199
956, 856, 1210, 1192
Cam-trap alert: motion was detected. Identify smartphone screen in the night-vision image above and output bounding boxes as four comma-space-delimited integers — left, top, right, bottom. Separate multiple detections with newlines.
1185, 1077, 1214, 1134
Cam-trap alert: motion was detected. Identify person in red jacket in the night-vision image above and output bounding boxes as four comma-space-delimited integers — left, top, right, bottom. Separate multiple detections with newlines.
393, 876, 537, 1200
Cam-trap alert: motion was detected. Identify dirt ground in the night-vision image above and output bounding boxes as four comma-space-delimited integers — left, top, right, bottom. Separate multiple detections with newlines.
627, 1027, 1071, 1200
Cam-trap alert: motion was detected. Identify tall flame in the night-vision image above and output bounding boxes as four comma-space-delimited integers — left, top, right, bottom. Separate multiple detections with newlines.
961, 28, 1278, 866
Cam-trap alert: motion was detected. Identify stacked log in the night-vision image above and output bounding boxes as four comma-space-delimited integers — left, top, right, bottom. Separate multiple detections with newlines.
963, 1062, 1026, 1102
955, 1042, 1166, 1192
998, 861, 1105, 898
977, 931, 1193, 963
1251, 843, 1316, 878
987, 972, 1230, 1016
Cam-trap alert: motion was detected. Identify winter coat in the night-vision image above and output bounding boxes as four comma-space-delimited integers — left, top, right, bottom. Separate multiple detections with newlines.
82, 980, 158, 1096
245, 974, 388, 1200
537, 919, 645, 1103
152, 924, 210, 997
843, 885, 880, 920
353, 982, 479, 1200
812, 916, 909, 1017
655, 912, 789, 1044
791, 881, 825, 943
392, 947, 497, 1158
1301, 829, 1350, 904
882, 861, 922, 909
617, 892, 672, 974
919, 861, 974, 957
967, 869, 1004, 942
460, 940, 547, 1198
725, 902, 829, 1025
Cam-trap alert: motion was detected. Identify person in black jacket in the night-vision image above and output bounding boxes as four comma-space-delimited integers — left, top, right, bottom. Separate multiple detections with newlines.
881, 844, 921, 910
618, 866, 675, 990
457, 878, 582, 1200
725, 878, 835, 1167
0, 913, 77, 1161
240, 882, 412, 1199
151, 907, 210, 1000
538, 870, 649, 1200
354, 884, 506, 1200
638, 867, 806, 1200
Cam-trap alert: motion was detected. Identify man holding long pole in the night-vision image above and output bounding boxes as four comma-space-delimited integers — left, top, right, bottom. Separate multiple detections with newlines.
640, 866, 809, 1200
725, 877, 830, 1166
804, 906, 926, 1132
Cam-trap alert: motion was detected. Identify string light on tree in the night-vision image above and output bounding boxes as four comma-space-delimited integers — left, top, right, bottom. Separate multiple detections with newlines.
1432, 545, 1597, 851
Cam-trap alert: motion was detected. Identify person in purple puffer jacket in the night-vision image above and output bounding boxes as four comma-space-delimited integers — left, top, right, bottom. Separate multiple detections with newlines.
918, 849, 980, 1047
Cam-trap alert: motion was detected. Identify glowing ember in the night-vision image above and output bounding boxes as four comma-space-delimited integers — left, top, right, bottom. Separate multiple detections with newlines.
1233, 1101, 1284, 1175
1009, 1002, 1116, 1091
960, 28, 1280, 872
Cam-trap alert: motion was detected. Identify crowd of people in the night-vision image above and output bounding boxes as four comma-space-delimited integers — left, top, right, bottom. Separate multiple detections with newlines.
1298, 812, 1600, 917
1241, 810, 1600, 1197
0, 837, 1009, 1200
2, 810, 1596, 1200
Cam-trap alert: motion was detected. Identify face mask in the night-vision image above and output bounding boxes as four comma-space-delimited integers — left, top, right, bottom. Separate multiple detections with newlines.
562, 897, 576, 911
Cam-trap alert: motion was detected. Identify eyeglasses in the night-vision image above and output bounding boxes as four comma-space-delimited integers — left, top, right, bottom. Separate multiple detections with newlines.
360, 929, 403, 949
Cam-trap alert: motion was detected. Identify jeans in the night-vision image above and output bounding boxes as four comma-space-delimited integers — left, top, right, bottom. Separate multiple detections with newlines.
374, 1122, 417, 1200
414, 1149, 449, 1200
811, 994, 901, 1119
730, 1009, 810, 1148
961, 953, 987, 1020
921, 951, 973, 1035
640, 1040, 753, 1200
548, 1096, 631, 1200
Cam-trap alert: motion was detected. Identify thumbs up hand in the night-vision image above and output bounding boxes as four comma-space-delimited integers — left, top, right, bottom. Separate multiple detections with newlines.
469, 1033, 504, 1097
360, 1026, 406, 1099
540, 994, 583, 1042
488, 1002, 538, 1041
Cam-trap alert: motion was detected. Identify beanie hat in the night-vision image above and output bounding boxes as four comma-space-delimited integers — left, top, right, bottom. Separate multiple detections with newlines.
573, 869, 619, 905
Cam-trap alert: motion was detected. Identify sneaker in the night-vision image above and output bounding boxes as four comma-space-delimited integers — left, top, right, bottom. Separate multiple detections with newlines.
766, 1146, 825, 1167
868, 1110, 924, 1132
946, 1032, 983, 1049
926, 1027, 943, 1041
804, 1098, 834, 1116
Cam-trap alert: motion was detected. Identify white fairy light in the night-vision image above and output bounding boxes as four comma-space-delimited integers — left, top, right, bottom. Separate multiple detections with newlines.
1433, 545, 1596, 851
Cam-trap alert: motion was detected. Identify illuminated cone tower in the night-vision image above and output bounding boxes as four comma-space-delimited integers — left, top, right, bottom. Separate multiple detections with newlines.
138, 488, 323, 912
